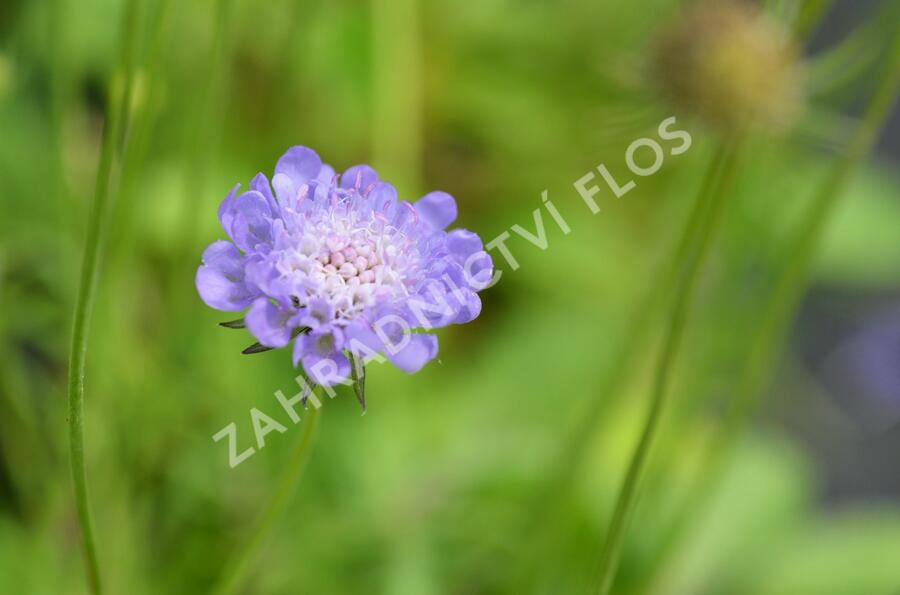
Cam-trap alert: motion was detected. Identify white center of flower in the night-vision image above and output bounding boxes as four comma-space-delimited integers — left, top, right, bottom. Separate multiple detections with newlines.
317, 237, 381, 286
275, 211, 418, 322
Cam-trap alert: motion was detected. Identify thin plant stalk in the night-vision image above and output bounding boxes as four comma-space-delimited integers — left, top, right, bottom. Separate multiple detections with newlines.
718, 17, 900, 500
545, 144, 731, 486
593, 142, 742, 595
643, 28, 900, 593
719, 18, 900, 491
510, 145, 729, 592
370, 0, 423, 192
211, 405, 321, 595
66, 0, 142, 592
794, 0, 833, 37
179, 0, 235, 257
48, 0, 75, 289
503, 146, 732, 595
107, 0, 173, 271
730, 29, 900, 428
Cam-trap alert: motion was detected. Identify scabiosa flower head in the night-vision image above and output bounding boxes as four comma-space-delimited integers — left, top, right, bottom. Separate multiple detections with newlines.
652, 0, 805, 133
196, 146, 493, 387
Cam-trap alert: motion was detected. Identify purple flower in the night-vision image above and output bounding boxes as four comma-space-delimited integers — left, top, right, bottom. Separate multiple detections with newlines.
196, 146, 493, 386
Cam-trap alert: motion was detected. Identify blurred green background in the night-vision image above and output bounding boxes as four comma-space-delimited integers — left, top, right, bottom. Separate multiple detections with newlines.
1, 0, 900, 593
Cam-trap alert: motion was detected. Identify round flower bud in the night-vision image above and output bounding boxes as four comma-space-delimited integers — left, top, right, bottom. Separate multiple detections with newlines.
652, 0, 805, 133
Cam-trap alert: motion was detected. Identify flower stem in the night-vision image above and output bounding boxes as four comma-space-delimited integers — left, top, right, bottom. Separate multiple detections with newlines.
507, 146, 730, 592
707, 16, 900, 494
640, 31, 900, 592
736, 31, 900, 415
370, 0, 423, 191
179, 0, 235, 258
553, 144, 730, 481
211, 405, 321, 595
66, 1, 141, 592
592, 141, 742, 595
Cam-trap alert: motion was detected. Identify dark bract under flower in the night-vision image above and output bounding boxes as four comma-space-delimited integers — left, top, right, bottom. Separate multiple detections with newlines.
196, 146, 493, 385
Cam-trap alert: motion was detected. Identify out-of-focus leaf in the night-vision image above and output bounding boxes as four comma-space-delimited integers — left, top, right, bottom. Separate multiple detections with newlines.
815, 163, 900, 287
751, 511, 900, 595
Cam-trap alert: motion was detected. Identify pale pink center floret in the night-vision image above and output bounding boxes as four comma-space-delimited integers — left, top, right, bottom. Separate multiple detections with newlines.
317, 236, 381, 286
274, 210, 419, 322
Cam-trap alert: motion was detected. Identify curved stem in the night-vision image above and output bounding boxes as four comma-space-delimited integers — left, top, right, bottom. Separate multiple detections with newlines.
370, 0, 423, 191
555, 145, 730, 477
66, 1, 141, 592
721, 17, 900, 495
644, 28, 900, 593
734, 30, 900, 416
179, 0, 235, 258
593, 142, 742, 595
734, 13, 900, 475
510, 146, 728, 592
211, 406, 321, 595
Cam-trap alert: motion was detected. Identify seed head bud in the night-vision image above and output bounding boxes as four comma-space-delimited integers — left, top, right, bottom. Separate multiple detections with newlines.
653, 0, 805, 133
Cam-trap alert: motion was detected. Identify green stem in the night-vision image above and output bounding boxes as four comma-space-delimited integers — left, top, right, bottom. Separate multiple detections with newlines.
645, 26, 900, 594
554, 144, 730, 482
211, 406, 321, 595
66, 1, 142, 592
49, 0, 72, 284
179, 0, 234, 257
593, 142, 741, 595
721, 15, 900, 477
794, 0, 833, 37
509, 145, 728, 594
370, 0, 423, 191
107, 0, 172, 270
